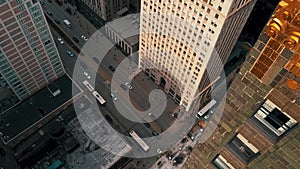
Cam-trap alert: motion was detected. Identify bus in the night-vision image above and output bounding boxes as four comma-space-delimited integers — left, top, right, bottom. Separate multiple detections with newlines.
129, 130, 150, 151
63, 19, 71, 27
196, 99, 217, 118
92, 91, 106, 105
83, 80, 94, 92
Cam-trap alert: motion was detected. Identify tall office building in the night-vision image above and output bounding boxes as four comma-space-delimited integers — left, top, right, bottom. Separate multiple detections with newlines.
80, 0, 129, 21
185, 0, 300, 168
0, 0, 65, 101
138, 0, 256, 111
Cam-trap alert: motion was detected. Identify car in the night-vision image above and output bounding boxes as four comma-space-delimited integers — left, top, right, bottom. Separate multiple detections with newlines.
143, 122, 150, 128
40, 0, 45, 5
152, 131, 159, 136
81, 35, 88, 41
57, 37, 64, 44
105, 115, 113, 124
0, 148, 6, 157
93, 57, 99, 64
55, 19, 60, 24
181, 138, 188, 144
125, 82, 133, 90
72, 37, 79, 43
83, 72, 91, 79
67, 50, 74, 57
173, 155, 184, 165
46, 11, 52, 16
120, 83, 127, 91
108, 66, 115, 72
156, 148, 162, 154
110, 93, 117, 101
80, 62, 87, 69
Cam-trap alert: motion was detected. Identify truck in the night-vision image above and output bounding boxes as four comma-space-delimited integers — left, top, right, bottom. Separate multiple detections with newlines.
187, 119, 206, 141
63, 19, 71, 27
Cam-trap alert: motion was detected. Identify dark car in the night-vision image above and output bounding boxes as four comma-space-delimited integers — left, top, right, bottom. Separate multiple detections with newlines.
143, 122, 150, 128
173, 155, 184, 165
55, 19, 60, 24
80, 62, 87, 69
152, 131, 159, 136
46, 11, 53, 16
105, 115, 113, 124
93, 57, 99, 64
181, 137, 188, 144
120, 83, 127, 91
108, 66, 115, 72
73, 37, 79, 43
0, 148, 6, 157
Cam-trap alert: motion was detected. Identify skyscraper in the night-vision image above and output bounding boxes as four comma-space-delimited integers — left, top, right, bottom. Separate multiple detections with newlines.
0, 0, 65, 101
138, 0, 256, 111
80, 0, 129, 21
185, 0, 300, 168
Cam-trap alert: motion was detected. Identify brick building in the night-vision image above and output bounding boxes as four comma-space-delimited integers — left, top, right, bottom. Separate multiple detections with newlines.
184, 0, 300, 168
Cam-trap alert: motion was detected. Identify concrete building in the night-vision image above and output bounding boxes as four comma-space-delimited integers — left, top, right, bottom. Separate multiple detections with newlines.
138, 0, 256, 112
185, 0, 300, 168
79, 0, 129, 21
105, 13, 139, 56
0, 0, 65, 101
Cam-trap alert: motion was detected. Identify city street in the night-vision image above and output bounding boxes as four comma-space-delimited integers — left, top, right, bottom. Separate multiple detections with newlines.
42, 0, 183, 159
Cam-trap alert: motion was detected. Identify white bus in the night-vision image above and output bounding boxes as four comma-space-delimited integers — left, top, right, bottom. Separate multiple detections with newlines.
63, 19, 71, 27
129, 130, 150, 151
196, 99, 217, 118
92, 91, 106, 105
83, 80, 94, 92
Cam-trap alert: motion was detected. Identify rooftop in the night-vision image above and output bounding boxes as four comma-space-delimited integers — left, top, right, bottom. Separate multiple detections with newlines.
0, 75, 81, 144
106, 13, 140, 45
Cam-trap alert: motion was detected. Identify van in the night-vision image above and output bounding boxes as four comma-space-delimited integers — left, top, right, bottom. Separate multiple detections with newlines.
63, 19, 71, 27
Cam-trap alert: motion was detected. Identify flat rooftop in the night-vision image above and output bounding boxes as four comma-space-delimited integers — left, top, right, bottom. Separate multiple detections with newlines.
67, 105, 131, 169
106, 13, 140, 45
0, 75, 81, 144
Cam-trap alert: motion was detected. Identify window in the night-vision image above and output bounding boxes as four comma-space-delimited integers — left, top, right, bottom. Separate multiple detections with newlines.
218, 6, 222, 11
227, 133, 260, 164
215, 14, 219, 19
252, 99, 297, 142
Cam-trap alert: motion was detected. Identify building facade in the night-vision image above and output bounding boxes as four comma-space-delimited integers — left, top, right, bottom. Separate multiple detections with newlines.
185, 0, 300, 168
138, 0, 256, 112
105, 13, 139, 56
0, 0, 65, 101
80, 0, 129, 21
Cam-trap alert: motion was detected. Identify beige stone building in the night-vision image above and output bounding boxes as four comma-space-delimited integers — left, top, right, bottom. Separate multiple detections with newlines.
138, 0, 256, 112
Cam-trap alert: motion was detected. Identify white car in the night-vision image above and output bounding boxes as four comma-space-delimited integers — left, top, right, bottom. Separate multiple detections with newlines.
125, 82, 133, 90
157, 148, 162, 154
110, 93, 117, 101
57, 37, 64, 44
81, 35, 88, 41
83, 72, 91, 79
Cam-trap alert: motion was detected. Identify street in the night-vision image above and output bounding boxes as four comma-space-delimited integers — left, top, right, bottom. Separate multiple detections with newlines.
42, 0, 181, 159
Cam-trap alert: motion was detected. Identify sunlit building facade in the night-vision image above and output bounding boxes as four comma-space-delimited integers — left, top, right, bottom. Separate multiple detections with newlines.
138, 0, 256, 111
0, 0, 65, 100
185, 0, 300, 168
